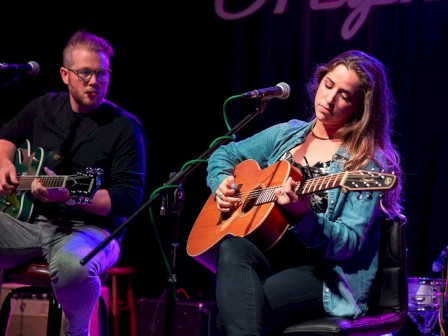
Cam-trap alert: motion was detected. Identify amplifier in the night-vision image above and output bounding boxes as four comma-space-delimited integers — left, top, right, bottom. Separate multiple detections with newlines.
137, 297, 220, 336
0, 282, 109, 336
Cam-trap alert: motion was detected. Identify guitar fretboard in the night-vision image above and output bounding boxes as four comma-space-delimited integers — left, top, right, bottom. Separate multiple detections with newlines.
254, 173, 346, 205
253, 171, 394, 206
17, 175, 68, 190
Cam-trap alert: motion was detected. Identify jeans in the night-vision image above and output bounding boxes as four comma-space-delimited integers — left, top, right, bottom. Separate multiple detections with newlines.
215, 234, 326, 336
0, 212, 120, 336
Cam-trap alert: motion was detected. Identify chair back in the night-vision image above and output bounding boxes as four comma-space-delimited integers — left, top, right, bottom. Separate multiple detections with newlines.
282, 215, 408, 335
368, 215, 408, 316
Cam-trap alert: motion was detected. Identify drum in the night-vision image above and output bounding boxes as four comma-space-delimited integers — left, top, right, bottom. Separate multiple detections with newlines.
408, 277, 445, 311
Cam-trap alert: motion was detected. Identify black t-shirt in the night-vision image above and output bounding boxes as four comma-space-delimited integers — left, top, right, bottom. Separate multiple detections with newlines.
0, 92, 147, 237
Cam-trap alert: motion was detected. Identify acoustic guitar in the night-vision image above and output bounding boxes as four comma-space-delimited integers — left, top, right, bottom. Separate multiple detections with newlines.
186, 159, 397, 272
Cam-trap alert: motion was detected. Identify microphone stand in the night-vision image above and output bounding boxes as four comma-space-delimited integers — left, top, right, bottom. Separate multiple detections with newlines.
0, 72, 25, 89
80, 98, 269, 335
162, 182, 185, 336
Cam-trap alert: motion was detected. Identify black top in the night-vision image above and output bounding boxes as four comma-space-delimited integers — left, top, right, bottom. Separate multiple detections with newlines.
283, 151, 331, 213
0, 92, 147, 238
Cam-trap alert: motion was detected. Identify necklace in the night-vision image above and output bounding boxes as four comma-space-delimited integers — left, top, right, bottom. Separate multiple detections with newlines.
311, 126, 333, 140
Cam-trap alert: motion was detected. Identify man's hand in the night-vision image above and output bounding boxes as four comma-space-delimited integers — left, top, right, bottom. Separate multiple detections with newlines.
31, 167, 71, 203
0, 160, 19, 196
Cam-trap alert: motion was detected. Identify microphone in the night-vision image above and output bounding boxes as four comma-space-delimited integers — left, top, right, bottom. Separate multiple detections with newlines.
0, 61, 40, 75
241, 82, 290, 100
432, 246, 448, 272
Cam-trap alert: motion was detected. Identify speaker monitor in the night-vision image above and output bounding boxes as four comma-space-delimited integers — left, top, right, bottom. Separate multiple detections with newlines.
137, 298, 220, 336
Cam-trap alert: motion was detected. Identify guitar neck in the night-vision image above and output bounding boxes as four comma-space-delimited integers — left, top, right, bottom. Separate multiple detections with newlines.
255, 173, 347, 205
17, 175, 68, 191
297, 172, 347, 195
255, 171, 395, 206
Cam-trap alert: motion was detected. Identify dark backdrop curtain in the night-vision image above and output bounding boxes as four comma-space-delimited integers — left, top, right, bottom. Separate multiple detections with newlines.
1, 1, 447, 300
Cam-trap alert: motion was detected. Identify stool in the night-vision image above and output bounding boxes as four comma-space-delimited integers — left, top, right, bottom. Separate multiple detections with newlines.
0, 260, 109, 336
107, 266, 137, 336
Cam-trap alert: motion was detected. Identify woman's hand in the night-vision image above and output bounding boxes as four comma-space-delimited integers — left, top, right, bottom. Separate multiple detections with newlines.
214, 176, 240, 212
274, 176, 310, 217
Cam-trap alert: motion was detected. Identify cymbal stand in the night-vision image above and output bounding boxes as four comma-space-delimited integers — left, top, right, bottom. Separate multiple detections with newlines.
442, 257, 448, 336
408, 256, 448, 336
408, 309, 440, 336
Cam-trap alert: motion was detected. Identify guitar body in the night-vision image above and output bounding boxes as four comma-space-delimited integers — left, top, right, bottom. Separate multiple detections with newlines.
0, 140, 102, 222
186, 159, 302, 273
1, 140, 45, 222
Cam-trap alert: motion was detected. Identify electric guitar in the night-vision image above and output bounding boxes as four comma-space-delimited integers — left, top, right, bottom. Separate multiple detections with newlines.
0, 139, 102, 222
186, 159, 397, 272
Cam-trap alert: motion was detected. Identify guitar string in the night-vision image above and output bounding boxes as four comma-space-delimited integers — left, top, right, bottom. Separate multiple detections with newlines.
234, 173, 346, 201
18, 175, 88, 179
17, 175, 93, 189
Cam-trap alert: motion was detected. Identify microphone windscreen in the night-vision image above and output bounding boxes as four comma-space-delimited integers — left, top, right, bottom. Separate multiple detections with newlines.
28, 61, 40, 75
276, 82, 290, 99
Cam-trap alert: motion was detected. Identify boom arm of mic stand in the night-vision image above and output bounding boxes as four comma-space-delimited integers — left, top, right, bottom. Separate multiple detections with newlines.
80, 99, 268, 265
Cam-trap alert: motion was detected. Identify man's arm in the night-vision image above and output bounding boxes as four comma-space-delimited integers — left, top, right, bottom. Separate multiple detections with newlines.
0, 139, 18, 195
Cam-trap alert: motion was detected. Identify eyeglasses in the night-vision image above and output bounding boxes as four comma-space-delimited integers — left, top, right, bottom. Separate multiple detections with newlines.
67, 68, 112, 84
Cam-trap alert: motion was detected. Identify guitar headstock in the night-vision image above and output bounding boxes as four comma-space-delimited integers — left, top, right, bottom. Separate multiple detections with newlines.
65, 168, 103, 205
343, 170, 397, 191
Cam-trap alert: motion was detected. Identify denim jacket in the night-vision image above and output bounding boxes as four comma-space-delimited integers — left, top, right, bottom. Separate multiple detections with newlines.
207, 119, 389, 318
